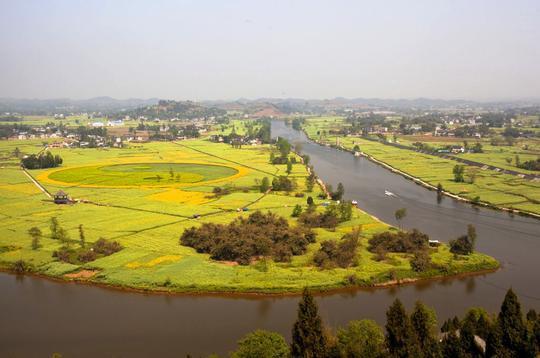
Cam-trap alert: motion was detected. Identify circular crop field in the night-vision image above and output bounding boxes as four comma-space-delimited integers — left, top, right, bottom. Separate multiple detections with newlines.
47, 163, 239, 187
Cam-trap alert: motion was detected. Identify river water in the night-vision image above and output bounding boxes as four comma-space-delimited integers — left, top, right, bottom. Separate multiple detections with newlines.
1, 121, 538, 357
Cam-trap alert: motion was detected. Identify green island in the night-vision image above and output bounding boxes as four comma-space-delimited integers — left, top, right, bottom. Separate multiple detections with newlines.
0, 121, 497, 294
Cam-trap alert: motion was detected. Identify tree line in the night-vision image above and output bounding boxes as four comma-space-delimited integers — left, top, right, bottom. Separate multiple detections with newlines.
226, 288, 540, 358
21, 151, 63, 169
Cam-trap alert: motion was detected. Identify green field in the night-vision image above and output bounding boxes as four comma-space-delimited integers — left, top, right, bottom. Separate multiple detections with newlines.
0, 134, 498, 293
302, 117, 540, 216
48, 162, 239, 186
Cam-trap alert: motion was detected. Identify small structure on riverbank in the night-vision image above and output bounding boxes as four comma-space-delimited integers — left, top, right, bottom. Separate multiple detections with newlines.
53, 190, 70, 204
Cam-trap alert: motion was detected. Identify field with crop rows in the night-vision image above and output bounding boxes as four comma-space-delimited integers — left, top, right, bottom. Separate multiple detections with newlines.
0, 135, 497, 293
303, 117, 540, 216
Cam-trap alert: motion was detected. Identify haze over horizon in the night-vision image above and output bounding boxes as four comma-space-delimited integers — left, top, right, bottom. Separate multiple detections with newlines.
1, 0, 539, 101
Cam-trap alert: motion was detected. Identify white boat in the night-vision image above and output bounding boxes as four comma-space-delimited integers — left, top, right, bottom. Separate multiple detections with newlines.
351, 200, 358, 205
384, 190, 395, 197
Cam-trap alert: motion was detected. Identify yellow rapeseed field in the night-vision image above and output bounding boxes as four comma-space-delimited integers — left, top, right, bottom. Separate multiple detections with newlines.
126, 255, 182, 269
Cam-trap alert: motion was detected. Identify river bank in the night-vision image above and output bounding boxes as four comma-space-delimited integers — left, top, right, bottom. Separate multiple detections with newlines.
302, 129, 540, 220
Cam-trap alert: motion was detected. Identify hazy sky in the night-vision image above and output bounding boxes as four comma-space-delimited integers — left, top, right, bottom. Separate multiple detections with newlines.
1, 0, 539, 101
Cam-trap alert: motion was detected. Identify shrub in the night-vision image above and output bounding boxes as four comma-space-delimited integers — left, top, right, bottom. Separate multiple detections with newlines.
314, 231, 360, 269
450, 235, 473, 255
12, 259, 29, 273
410, 250, 432, 272
271, 176, 296, 192
92, 238, 123, 256
292, 204, 303, 217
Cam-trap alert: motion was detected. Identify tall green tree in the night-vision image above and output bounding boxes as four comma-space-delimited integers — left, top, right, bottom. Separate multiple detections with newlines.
441, 330, 465, 358
459, 319, 483, 357
467, 224, 477, 249
385, 299, 420, 358
79, 224, 86, 248
231, 330, 289, 358
453, 165, 465, 182
333, 183, 345, 201
499, 288, 529, 356
410, 301, 441, 357
287, 159, 293, 175
28, 227, 42, 250
485, 322, 507, 358
394, 208, 407, 229
306, 173, 315, 192
260, 177, 270, 193
336, 319, 384, 358
50, 217, 60, 240
291, 289, 327, 358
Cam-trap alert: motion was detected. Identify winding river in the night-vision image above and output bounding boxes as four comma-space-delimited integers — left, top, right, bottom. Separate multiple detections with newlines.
1, 121, 539, 357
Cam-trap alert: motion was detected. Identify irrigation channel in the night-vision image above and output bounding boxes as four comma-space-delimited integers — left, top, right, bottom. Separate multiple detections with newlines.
1, 120, 539, 357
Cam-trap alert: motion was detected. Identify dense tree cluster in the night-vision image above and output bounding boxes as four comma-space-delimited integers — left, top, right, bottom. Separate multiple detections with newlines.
313, 230, 360, 269
21, 151, 63, 169
518, 158, 540, 171
53, 238, 123, 264
229, 288, 540, 358
271, 176, 296, 192
368, 229, 429, 254
299, 201, 353, 229
179, 211, 315, 265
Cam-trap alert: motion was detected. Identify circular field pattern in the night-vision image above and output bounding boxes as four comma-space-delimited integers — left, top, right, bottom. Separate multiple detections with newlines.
47, 162, 239, 187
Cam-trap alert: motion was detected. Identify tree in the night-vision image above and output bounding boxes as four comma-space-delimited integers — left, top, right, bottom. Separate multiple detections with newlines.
394, 208, 407, 229
306, 174, 315, 192
231, 330, 289, 358
332, 182, 345, 201
385, 299, 419, 357
286, 159, 293, 175
472, 142, 483, 153
485, 321, 508, 358
499, 288, 528, 355
306, 196, 314, 207
410, 250, 431, 272
79, 224, 86, 248
515, 155, 521, 167
260, 177, 270, 193
441, 330, 465, 358
292, 204, 303, 218
28, 227, 42, 250
410, 301, 441, 357
466, 167, 479, 184
459, 319, 484, 357
169, 167, 174, 180
13, 147, 21, 158
56, 227, 70, 245
50, 217, 60, 240
336, 319, 385, 358
291, 289, 327, 357
467, 224, 477, 249
302, 155, 310, 166
453, 165, 465, 182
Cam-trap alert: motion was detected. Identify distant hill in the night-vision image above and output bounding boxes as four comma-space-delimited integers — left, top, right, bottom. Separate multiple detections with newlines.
0, 97, 159, 114
125, 100, 226, 120
3, 96, 539, 116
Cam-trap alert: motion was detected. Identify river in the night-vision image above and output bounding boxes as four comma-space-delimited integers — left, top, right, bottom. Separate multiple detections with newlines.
1, 121, 538, 357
